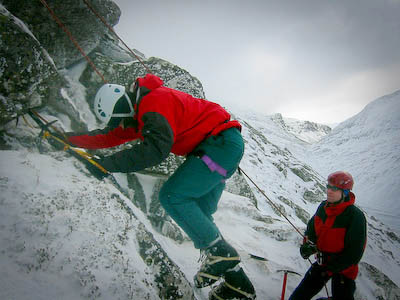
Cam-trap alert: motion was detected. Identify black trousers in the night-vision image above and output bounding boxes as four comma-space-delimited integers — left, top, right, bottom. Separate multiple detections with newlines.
289, 263, 356, 300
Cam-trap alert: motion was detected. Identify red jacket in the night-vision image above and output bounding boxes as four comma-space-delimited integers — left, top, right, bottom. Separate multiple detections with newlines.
68, 74, 241, 172
306, 193, 367, 280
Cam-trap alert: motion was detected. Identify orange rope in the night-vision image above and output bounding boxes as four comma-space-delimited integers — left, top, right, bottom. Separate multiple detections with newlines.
38, 0, 107, 83
82, 0, 153, 75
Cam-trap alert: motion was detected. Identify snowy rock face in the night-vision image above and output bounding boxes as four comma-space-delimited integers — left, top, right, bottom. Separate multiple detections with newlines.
0, 4, 58, 125
1, 0, 120, 69
0, 0, 119, 126
1, 1, 400, 300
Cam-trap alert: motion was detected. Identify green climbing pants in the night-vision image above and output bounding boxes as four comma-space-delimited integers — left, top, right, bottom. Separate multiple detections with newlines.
159, 127, 244, 249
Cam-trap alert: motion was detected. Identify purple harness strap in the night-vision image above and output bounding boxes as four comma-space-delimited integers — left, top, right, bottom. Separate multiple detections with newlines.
201, 155, 227, 178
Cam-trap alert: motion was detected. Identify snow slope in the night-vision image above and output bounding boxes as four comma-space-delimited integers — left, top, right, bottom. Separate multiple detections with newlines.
308, 90, 400, 233
0, 151, 164, 300
0, 150, 307, 300
1, 57, 398, 299
1, 147, 399, 300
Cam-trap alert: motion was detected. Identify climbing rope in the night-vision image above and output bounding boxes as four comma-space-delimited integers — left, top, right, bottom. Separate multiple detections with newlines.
38, 0, 108, 83
82, 0, 153, 75
238, 167, 305, 238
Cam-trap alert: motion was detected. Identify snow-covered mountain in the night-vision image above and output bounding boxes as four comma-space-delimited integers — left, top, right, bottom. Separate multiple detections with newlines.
235, 92, 400, 235
1, 1, 400, 300
270, 113, 332, 144
2, 95, 400, 299
308, 90, 400, 234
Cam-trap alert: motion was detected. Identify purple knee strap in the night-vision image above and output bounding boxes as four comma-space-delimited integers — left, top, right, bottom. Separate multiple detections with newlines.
201, 155, 227, 178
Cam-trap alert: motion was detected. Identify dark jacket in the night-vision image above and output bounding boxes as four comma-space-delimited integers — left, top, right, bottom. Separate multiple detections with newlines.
306, 193, 367, 280
68, 74, 241, 173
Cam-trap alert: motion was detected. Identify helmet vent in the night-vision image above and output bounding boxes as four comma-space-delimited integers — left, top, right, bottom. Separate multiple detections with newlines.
94, 83, 127, 124
98, 109, 106, 117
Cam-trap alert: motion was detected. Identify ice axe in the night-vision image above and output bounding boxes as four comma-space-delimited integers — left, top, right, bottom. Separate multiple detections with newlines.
277, 269, 301, 300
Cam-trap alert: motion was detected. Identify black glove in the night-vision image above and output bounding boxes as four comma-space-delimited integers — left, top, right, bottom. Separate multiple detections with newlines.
93, 154, 120, 173
300, 242, 317, 259
311, 263, 332, 280
84, 156, 110, 180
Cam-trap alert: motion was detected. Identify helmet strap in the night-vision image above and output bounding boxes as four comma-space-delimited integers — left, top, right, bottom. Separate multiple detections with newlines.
329, 197, 344, 206
122, 117, 137, 129
111, 93, 134, 118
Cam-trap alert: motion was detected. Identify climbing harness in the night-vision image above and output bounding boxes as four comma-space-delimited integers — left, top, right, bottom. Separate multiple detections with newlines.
191, 150, 228, 181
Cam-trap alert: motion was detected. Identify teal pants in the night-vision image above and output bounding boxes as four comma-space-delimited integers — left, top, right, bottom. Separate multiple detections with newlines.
159, 128, 244, 249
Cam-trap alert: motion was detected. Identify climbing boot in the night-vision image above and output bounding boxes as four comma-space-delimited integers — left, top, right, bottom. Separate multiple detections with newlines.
209, 266, 256, 299
194, 238, 241, 288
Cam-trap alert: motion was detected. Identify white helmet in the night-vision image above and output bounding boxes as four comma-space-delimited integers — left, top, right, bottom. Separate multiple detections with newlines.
94, 84, 134, 124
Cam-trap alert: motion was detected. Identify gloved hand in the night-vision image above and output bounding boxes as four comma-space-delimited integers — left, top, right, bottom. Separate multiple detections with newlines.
300, 242, 318, 259
92, 153, 121, 173
84, 156, 110, 180
311, 263, 332, 280
46, 130, 69, 150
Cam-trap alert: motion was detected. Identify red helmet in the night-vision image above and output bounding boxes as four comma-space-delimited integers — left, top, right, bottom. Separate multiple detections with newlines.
328, 171, 354, 190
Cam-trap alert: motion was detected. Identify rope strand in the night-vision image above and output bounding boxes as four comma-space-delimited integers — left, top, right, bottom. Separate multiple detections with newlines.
238, 166, 305, 238
240, 166, 331, 298
38, 0, 107, 83
82, 0, 153, 75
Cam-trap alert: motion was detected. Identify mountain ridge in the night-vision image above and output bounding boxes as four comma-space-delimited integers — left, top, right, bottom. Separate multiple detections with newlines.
308, 89, 400, 233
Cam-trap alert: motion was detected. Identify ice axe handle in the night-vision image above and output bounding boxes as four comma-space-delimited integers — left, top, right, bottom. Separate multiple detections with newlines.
281, 271, 288, 300
277, 270, 301, 300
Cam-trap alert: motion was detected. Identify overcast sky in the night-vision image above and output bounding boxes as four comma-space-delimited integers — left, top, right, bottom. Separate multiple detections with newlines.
111, 0, 400, 124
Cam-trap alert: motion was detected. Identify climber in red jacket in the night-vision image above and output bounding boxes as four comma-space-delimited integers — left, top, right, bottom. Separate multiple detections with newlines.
289, 171, 367, 300
66, 74, 256, 299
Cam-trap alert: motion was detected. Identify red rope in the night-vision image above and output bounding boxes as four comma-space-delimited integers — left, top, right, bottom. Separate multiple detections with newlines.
38, 0, 107, 83
82, 0, 153, 75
